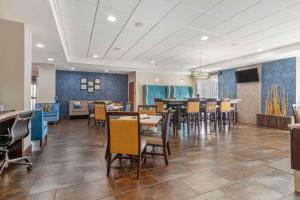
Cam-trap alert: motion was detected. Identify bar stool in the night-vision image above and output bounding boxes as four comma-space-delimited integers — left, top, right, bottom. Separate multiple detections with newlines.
185, 99, 200, 134
220, 101, 232, 128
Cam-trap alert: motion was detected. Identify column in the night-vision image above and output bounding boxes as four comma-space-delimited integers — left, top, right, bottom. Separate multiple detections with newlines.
0, 19, 32, 153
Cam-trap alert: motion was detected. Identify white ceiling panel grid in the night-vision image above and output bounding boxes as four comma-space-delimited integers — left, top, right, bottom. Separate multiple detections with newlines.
46, 0, 300, 72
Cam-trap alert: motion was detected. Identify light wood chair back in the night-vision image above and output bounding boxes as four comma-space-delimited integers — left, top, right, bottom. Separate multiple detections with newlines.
206, 101, 217, 113
221, 102, 231, 113
107, 112, 141, 155
95, 102, 106, 120
138, 105, 157, 115
187, 100, 200, 113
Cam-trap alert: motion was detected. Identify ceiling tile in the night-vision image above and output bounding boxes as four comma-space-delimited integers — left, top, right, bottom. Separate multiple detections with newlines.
250, 10, 296, 29
62, 16, 93, 33
132, 0, 175, 21
208, 19, 244, 35
209, 0, 261, 18
188, 13, 225, 31
58, 0, 96, 21
99, 0, 139, 13
182, 0, 224, 12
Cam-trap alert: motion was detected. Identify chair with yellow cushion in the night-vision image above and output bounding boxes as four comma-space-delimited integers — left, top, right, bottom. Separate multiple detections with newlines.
205, 100, 218, 127
106, 112, 147, 179
220, 101, 232, 128
292, 104, 300, 123
143, 108, 172, 165
185, 99, 200, 134
154, 98, 166, 114
94, 102, 107, 128
138, 105, 157, 116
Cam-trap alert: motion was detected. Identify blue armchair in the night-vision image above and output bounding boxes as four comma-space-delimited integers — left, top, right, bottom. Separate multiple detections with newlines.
31, 110, 48, 147
35, 103, 60, 123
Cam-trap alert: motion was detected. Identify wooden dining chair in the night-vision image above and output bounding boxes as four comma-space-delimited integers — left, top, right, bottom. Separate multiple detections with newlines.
143, 108, 172, 165
138, 105, 157, 115
88, 102, 95, 126
220, 101, 232, 128
185, 99, 200, 134
94, 102, 107, 128
154, 98, 166, 114
205, 100, 218, 127
106, 112, 147, 179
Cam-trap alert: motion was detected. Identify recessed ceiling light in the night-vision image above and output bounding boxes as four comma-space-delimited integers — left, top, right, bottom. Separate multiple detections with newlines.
70, 67, 75, 70
257, 48, 264, 52
48, 58, 54, 61
93, 54, 99, 58
201, 36, 208, 41
155, 78, 159, 82
107, 15, 117, 22
35, 43, 45, 48
180, 78, 184, 83
135, 22, 144, 27
150, 60, 155, 64
105, 69, 109, 73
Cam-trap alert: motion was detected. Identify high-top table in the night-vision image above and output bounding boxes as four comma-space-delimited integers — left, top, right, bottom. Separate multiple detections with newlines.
161, 99, 187, 131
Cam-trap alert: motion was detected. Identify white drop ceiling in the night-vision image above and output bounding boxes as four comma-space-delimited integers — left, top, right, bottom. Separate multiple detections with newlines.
1, 0, 300, 73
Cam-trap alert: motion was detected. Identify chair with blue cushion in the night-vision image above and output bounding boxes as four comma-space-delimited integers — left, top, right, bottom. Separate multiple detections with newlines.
31, 110, 48, 147
35, 103, 60, 123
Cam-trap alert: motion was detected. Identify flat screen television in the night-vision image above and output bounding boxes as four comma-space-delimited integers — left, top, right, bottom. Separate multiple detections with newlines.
235, 68, 259, 83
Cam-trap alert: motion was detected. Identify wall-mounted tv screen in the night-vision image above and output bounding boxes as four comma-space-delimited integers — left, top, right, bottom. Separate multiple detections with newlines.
235, 68, 259, 83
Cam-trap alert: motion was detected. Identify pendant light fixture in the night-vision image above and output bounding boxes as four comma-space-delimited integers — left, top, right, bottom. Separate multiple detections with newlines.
191, 55, 209, 79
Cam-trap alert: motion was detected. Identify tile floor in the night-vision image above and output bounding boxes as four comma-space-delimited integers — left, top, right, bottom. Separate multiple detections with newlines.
0, 119, 299, 200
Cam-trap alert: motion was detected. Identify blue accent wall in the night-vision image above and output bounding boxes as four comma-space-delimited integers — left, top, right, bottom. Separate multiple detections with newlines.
218, 68, 237, 99
261, 58, 296, 115
56, 70, 128, 117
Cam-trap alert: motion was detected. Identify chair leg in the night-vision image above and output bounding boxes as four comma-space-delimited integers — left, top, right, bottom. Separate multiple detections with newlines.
137, 155, 141, 179
187, 114, 190, 134
88, 117, 90, 126
106, 153, 111, 177
197, 113, 201, 133
40, 139, 43, 148
163, 146, 168, 165
167, 143, 171, 156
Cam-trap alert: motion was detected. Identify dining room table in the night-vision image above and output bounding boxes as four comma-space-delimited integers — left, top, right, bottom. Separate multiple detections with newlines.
117, 115, 162, 126
106, 105, 123, 111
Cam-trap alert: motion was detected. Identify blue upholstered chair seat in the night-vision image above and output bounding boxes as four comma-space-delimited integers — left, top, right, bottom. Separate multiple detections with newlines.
31, 110, 48, 144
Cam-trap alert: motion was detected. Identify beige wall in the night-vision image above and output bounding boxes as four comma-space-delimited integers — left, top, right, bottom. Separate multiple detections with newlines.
297, 57, 300, 104
135, 71, 193, 107
0, 19, 32, 152
35, 63, 56, 103
237, 64, 262, 125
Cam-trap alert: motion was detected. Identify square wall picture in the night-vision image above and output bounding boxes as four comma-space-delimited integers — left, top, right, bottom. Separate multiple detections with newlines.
81, 84, 87, 90
95, 85, 100, 90
88, 87, 94, 93
88, 81, 94, 87
95, 79, 100, 84
81, 78, 87, 84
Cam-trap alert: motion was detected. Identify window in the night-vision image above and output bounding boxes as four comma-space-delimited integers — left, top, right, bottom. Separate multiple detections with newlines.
196, 75, 218, 98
